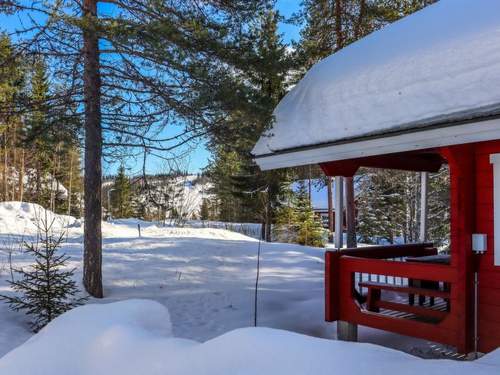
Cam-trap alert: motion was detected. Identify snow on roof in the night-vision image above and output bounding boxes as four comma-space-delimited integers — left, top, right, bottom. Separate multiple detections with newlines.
253, 0, 500, 157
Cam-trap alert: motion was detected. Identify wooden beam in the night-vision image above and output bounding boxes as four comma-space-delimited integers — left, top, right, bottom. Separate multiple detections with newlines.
320, 152, 444, 177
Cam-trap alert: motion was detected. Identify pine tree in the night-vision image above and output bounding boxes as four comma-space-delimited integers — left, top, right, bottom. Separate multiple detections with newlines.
2, 0, 273, 297
207, 8, 293, 238
200, 198, 210, 221
0, 34, 25, 202
296, 0, 438, 72
18, 59, 83, 215
295, 180, 326, 247
356, 167, 449, 246
273, 178, 300, 243
0, 214, 86, 332
111, 164, 133, 218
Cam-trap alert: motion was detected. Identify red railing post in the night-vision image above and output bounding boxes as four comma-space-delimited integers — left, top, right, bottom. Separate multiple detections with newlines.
325, 250, 341, 321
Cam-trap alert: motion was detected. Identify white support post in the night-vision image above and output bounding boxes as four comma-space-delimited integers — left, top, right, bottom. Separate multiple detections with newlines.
334, 176, 344, 249
419, 172, 429, 243
490, 154, 500, 266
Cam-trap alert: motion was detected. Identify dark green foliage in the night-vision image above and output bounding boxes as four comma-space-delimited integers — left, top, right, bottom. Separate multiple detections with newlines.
0, 216, 86, 332
273, 179, 326, 247
295, 181, 326, 247
111, 164, 133, 218
273, 177, 300, 243
200, 198, 210, 221
206, 8, 293, 234
295, 0, 438, 72
0, 38, 83, 214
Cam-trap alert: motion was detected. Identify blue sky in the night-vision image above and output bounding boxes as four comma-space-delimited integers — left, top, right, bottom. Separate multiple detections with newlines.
0, 1, 303, 175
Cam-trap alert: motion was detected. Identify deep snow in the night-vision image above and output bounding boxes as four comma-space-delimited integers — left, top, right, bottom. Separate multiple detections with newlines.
0, 202, 498, 373
0, 202, 333, 357
0, 300, 499, 375
253, 0, 500, 156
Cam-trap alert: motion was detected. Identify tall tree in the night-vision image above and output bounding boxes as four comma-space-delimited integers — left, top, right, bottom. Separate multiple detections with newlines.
208, 8, 292, 239
0, 35, 24, 202
111, 164, 133, 219
81, 0, 103, 297
295, 180, 325, 247
1, 0, 271, 296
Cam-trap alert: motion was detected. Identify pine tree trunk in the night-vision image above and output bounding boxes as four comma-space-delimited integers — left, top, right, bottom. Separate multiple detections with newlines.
334, 0, 344, 51
354, 0, 366, 39
18, 149, 24, 201
67, 151, 73, 216
4, 133, 9, 201
11, 122, 17, 200
50, 145, 58, 212
82, 0, 103, 298
308, 165, 312, 201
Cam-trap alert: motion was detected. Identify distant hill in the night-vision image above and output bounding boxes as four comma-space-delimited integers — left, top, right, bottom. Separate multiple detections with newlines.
102, 174, 212, 222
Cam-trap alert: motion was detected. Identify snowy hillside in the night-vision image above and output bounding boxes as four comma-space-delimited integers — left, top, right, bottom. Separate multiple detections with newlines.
105, 174, 212, 221
0, 201, 77, 234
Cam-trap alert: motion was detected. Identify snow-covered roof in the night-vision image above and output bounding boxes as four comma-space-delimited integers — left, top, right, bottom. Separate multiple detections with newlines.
253, 0, 500, 166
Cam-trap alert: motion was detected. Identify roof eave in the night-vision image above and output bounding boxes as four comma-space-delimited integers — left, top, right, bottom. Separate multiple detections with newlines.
254, 115, 500, 171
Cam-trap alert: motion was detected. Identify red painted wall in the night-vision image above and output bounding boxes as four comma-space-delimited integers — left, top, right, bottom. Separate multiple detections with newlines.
472, 140, 500, 353
442, 140, 500, 353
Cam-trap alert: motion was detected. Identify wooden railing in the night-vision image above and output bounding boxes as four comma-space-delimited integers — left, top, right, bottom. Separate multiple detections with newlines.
338, 243, 437, 299
325, 243, 460, 349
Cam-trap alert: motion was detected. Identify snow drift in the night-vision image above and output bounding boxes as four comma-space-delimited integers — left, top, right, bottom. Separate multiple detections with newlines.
0, 202, 77, 234
253, 0, 500, 156
0, 300, 498, 375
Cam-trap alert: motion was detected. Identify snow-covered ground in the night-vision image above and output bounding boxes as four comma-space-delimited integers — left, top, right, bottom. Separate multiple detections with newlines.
1, 300, 499, 375
0, 202, 498, 373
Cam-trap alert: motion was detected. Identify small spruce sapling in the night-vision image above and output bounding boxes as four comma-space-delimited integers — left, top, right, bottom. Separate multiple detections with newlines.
0, 214, 86, 332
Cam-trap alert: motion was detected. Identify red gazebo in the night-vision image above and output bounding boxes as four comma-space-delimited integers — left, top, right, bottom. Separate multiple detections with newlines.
253, 0, 500, 354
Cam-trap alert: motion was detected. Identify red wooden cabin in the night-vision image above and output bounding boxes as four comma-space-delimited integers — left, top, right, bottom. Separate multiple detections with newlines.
252, 1, 500, 354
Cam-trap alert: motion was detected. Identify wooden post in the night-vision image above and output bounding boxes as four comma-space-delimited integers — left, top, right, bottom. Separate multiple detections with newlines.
337, 320, 358, 342
442, 145, 475, 353
345, 176, 357, 248
327, 177, 334, 243
334, 176, 344, 249
419, 171, 429, 243
335, 176, 358, 341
